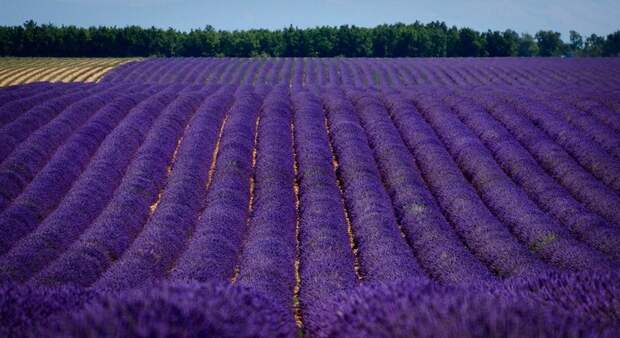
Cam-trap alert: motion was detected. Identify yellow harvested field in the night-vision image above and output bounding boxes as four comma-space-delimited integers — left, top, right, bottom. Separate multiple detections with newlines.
0, 58, 139, 87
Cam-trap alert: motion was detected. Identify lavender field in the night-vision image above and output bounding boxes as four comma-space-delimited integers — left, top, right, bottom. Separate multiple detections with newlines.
1, 58, 620, 337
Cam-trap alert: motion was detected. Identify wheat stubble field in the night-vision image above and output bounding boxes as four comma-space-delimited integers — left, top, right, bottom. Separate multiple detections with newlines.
0, 58, 138, 87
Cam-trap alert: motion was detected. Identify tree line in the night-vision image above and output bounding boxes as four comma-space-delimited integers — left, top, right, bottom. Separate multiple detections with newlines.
1, 20, 619, 57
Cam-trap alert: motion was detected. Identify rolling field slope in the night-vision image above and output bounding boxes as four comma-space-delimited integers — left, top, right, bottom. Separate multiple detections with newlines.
1, 58, 620, 337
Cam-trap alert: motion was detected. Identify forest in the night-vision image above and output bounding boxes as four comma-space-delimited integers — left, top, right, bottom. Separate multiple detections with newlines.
1, 21, 619, 58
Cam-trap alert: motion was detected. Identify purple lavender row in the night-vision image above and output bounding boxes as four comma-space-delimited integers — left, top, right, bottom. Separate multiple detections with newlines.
384, 91, 545, 277
0, 86, 158, 255
200, 59, 225, 84
390, 62, 413, 85
165, 59, 196, 83
0, 83, 80, 127
410, 90, 613, 272
149, 59, 189, 83
372, 61, 393, 87
255, 59, 274, 85
131, 59, 171, 83
292, 58, 304, 87
527, 90, 620, 161
198, 59, 228, 84
73, 87, 209, 288
165, 59, 205, 84
89, 82, 234, 288
357, 60, 374, 86
338, 60, 355, 87
269, 59, 286, 85
241, 59, 264, 85
317, 59, 329, 85
305, 59, 316, 85
448, 90, 620, 263
388, 60, 414, 85
213, 59, 235, 84
120, 59, 170, 83
385, 61, 407, 86
290, 90, 357, 328
0, 84, 129, 213
218, 59, 243, 84
0, 84, 153, 209
0, 83, 109, 161
0, 82, 51, 105
470, 92, 620, 229
324, 60, 337, 85
570, 98, 620, 134
106, 59, 151, 83
236, 85, 297, 313
217, 59, 241, 84
565, 93, 620, 134
178, 59, 205, 84
84, 88, 233, 290
348, 88, 493, 283
149, 59, 190, 84
168, 87, 260, 284
496, 90, 620, 194
322, 87, 424, 282
29, 85, 189, 287
231, 59, 253, 84
279, 58, 293, 86
98, 59, 140, 82
315, 271, 620, 338
144, 59, 189, 83
0, 87, 202, 283
542, 88, 620, 143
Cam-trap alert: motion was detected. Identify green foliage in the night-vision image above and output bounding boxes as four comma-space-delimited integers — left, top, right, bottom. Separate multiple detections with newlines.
517, 33, 538, 56
535, 31, 564, 56
569, 30, 583, 55
0, 21, 618, 57
603, 31, 620, 56
584, 34, 606, 57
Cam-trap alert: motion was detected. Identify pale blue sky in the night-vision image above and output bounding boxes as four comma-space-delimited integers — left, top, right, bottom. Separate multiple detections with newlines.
1, 0, 619, 38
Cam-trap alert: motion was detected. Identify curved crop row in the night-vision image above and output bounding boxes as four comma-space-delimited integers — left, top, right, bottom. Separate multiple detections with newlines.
235, 85, 297, 314
384, 91, 545, 277
348, 88, 493, 283
0, 85, 148, 213
30, 85, 189, 287
0, 83, 109, 162
291, 90, 358, 330
0, 83, 80, 127
0, 85, 133, 226
321, 88, 424, 282
466, 92, 620, 229
90, 88, 221, 290
168, 86, 261, 283
497, 90, 620, 194
409, 90, 614, 272
0, 86, 205, 283
446, 91, 620, 263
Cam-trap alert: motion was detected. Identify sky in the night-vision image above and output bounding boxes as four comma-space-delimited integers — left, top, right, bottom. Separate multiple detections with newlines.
1, 0, 619, 38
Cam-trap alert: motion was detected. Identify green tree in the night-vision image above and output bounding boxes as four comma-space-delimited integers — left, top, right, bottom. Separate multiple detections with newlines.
569, 30, 583, 55
535, 30, 564, 56
517, 33, 538, 56
584, 34, 605, 56
603, 31, 620, 56
484, 30, 518, 56
457, 28, 483, 56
